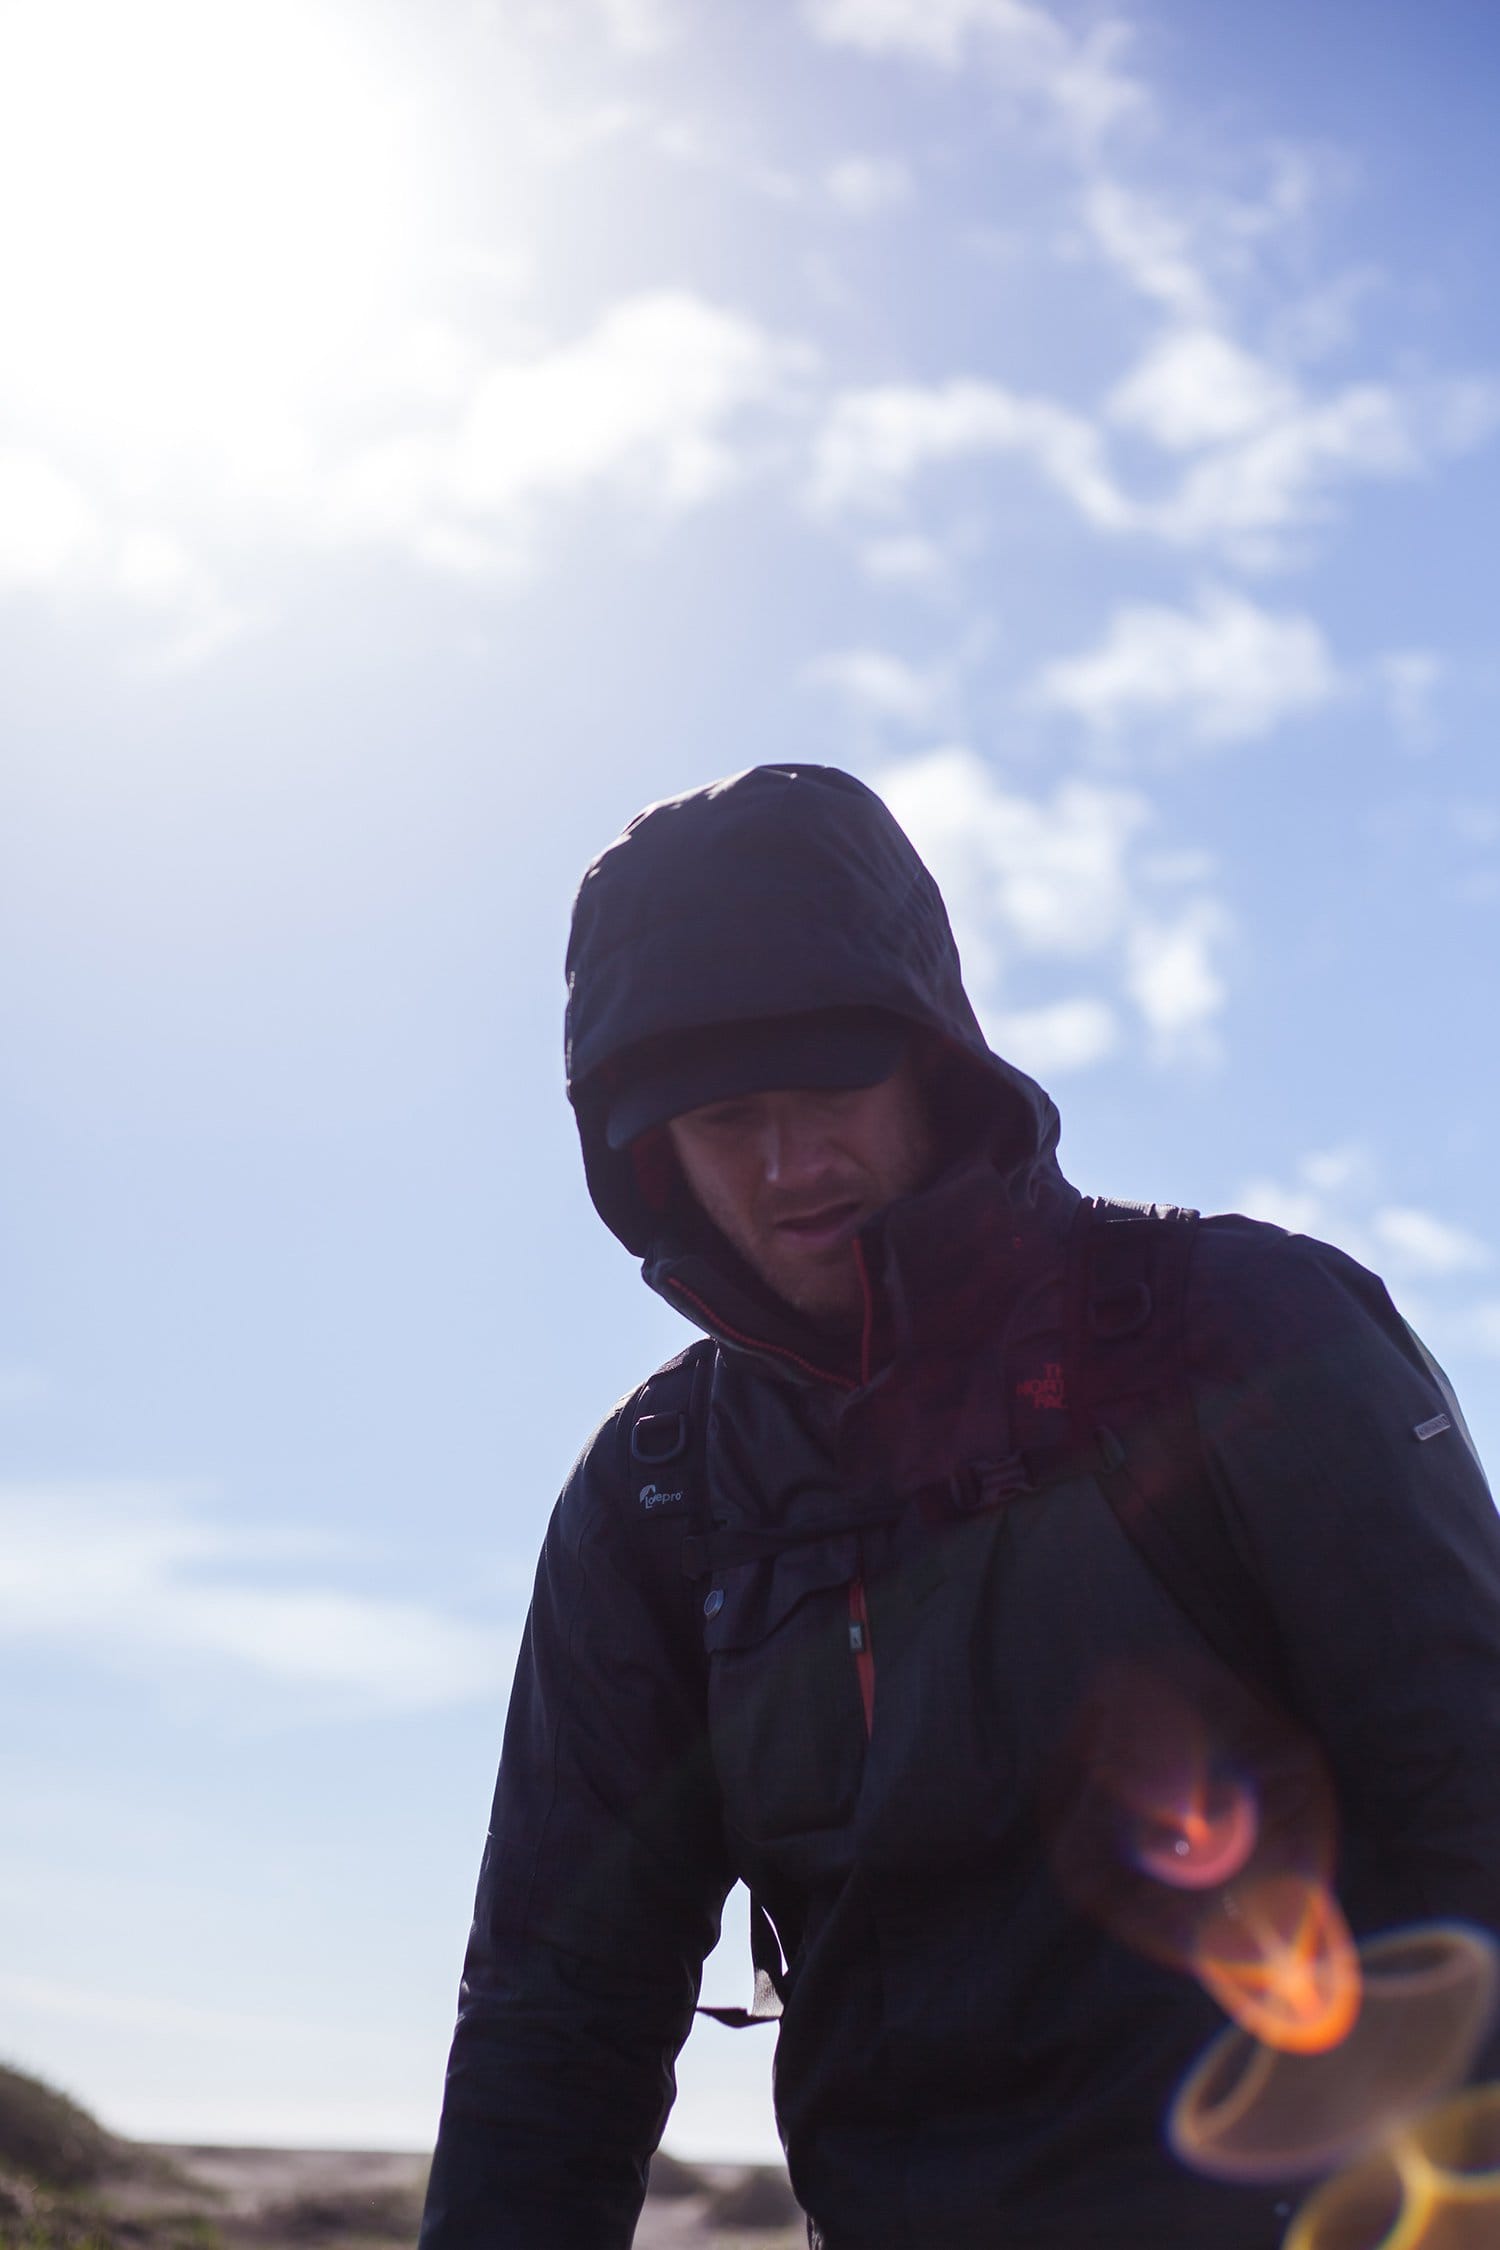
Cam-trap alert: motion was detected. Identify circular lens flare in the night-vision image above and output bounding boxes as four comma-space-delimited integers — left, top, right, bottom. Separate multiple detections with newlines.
1171, 1924, 1499, 2185
1131, 1772, 1259, 1891
1287, 2084, 1500, 2250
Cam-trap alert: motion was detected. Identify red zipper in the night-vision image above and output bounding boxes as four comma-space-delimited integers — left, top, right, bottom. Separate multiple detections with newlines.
847, 1240, 877, 1734
852, 1236, 875, 1388
848, 1578, 875, 1735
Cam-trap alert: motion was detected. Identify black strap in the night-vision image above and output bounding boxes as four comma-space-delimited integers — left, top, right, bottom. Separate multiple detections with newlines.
624, 1340, 716, 1524
681, 1504, 903, 1580
626, 1346, 786, 2031
1067, 1197, 1294, 1710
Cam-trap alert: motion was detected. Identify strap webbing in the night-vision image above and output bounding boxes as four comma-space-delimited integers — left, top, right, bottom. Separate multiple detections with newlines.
1067, 1198, 1294, 1709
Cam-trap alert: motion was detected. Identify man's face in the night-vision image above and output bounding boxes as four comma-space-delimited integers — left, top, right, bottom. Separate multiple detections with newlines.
665, 1055, 937, 1330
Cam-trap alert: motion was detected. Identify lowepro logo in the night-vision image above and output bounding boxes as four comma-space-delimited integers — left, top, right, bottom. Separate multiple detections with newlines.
638, 1483, 685, 1510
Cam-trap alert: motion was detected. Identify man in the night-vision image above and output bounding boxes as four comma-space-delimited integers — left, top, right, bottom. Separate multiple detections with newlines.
420, 763, 1500, 2249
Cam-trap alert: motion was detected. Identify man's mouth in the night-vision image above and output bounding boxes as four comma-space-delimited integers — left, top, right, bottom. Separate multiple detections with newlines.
772, 1200, 863, 1251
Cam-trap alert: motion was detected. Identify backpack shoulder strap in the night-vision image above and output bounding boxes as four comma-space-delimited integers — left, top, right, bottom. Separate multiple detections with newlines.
623, 1339, 716, 1526
1067, 1196, 1295, 1710
624, 1341, 788, 2029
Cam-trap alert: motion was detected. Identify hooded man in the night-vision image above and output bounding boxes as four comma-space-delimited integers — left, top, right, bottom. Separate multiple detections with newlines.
419, 765, 1500, 2250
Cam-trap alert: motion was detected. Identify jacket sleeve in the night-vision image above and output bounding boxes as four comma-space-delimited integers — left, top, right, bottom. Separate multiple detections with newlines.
1188, 1222, 1500, 1974
419, 1407, 733, 2250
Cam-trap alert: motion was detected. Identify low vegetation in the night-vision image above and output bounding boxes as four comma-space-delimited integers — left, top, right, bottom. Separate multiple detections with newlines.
0, 2063, 799, 2248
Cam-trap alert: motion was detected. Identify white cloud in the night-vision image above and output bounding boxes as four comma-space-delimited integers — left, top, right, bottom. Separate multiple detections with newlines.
594, 0, 679, 52
827, 154, 913, 216
808, 646, 950, 726
813, 356, 1498, 567
0, 289, 811, 651
0, 448, 97, 588
881, 746, 1150, 969
1154, 381, 1419, 556
875, 744, 1230, 1066
804, 0, 1147, 145
1034, 587, 1342, 745
857, 532, 951, 586
989, 996, 1120, 1073
1372, 1207, 1491, 1277
452, 291, 806, 511
1236, 1175, 1334, 1240
1299, 1144, 1376, 1198
1125, 901, 1230, 1059
1108, 328, 1296, 452
335, 291, 810, 562
1082, 180, 1214, 323
1076, 171, 1500, 561
811, 378, 1132, 527
1379, 649, 1444, 752
0, 1484, 511, 1717
1234, 1153, 1494, 1301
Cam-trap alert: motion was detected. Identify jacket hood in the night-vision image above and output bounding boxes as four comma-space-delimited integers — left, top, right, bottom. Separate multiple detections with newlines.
566, 764, 1073, 1275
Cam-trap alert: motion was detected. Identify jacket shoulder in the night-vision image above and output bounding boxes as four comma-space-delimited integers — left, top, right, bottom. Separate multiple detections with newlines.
1184, 1212, 1487, 1478
1188, 1212, 1408, 1359
553, 1338, 716, 1547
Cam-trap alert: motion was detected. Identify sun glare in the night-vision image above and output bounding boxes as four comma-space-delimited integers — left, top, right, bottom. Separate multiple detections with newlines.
0, 0, 425, 464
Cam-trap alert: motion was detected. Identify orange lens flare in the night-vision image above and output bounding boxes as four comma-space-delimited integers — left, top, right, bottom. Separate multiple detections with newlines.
1044, 1662, 1334, 1982
1171, 1924, 1499, 2185
1286, 2084, 1500, 2250
1192, 1875, 1362, 2055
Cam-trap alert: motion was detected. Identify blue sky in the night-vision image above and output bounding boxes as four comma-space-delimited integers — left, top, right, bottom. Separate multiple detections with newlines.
2, 0, 1498, 2164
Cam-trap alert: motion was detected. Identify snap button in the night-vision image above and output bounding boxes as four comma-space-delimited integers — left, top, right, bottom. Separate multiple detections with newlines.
703, 1587, 725, 1619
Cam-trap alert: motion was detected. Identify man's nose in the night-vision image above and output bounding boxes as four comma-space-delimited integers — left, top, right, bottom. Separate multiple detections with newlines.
761, 1113, 834, 1184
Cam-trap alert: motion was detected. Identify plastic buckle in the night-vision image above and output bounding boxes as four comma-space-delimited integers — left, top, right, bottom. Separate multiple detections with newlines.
631, 1410, 689, 1466
1088, 1281, 1153, 1340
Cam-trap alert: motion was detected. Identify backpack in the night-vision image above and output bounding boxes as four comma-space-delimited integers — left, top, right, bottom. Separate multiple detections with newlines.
623, 1197, 1291, 2022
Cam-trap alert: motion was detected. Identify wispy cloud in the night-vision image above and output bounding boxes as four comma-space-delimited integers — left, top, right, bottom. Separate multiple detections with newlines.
330, 290, 812, 569
807, 645, 953, 727
1148, 374, 1497, 563
876, 743, 1230, 1066
986, 995, 1119, 1073
1231, 1152, 1500, 1395
1371, 1206, 1491, 1277
1235, 1151, 1494, 1337
1034, 586, 1343, 745
0, 1484, 511, 1718
1378, 650, 1444, 752
811, 353, 1497, 566
593, 0, 680, 54
856, 532, 954, 587
810, 379, 1130, 526
0, 290, 811, 651
1081, 179, 1215, 323
826, 154, 914, 217
804, 0, 1148, 147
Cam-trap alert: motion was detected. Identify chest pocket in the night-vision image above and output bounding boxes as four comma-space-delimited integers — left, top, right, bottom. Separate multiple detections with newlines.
703, 1535, 866, 1852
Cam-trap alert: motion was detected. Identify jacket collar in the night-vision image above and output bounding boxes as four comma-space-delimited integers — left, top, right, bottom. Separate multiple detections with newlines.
643, 1143, 1080, 1396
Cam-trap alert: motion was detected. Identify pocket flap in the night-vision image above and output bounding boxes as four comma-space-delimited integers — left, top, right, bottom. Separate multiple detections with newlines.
702, 1533, 859, 1654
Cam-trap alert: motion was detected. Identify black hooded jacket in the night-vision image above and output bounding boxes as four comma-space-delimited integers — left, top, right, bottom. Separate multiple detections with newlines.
421, 766, 1500, 2250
